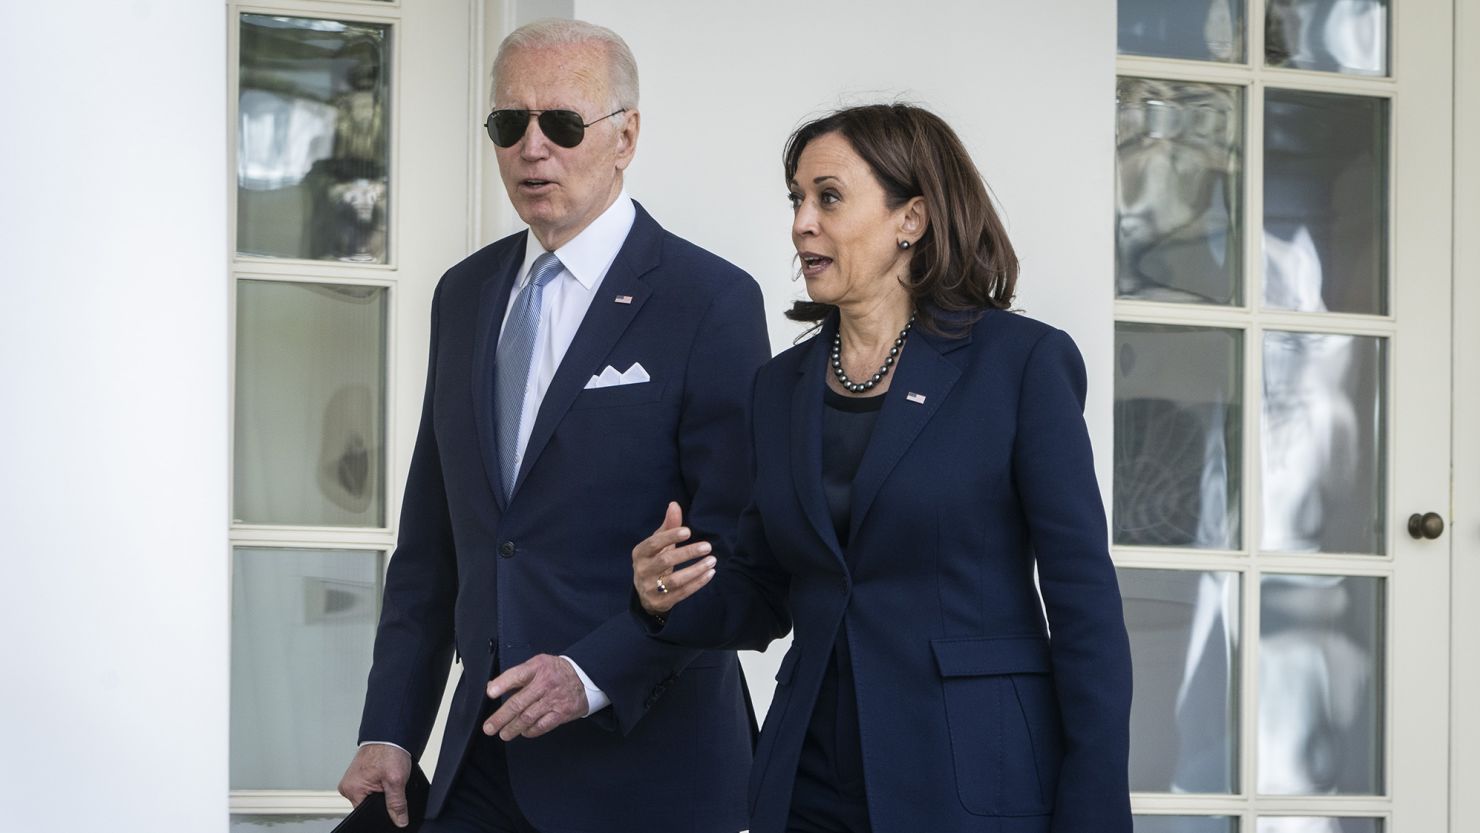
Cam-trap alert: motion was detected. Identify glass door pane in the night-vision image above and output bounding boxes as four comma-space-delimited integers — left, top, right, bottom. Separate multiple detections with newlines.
1258, 818, 1382, 833
1114, 324, 1243, 549
234, 281, 388, 527
1263, 91, 1388, 315
231, 817, 342, 833
230, 548, 385, 790
1120, 568, 1241, 792
1265, 0, 1389, 76
1117, 78, 1245, 305
1135, 818, 1238, 833
1118, 0, 1245, 62
1260, 332, 1386, 555
1258, 574, 1384, 795
238, 14, 391, 263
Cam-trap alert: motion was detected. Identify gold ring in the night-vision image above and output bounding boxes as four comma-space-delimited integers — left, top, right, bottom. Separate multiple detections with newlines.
656, 576, 670, 594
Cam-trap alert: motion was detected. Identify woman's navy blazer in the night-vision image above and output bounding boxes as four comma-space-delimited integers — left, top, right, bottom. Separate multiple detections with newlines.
654, 309, 1134, 833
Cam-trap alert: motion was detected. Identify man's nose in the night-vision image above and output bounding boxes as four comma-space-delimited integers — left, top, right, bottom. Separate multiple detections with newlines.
519, 116, 552, 158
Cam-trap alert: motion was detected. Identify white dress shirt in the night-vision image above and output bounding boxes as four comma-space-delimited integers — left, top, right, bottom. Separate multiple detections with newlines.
361, 196, 635, 756
500, 192, 636, 483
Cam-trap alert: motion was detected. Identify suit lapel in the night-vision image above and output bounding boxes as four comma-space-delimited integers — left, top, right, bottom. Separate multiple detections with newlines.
472, 235, 526, 511
790, 322, 845, 565
507, 205, 661, 498
846, 326, 968, 544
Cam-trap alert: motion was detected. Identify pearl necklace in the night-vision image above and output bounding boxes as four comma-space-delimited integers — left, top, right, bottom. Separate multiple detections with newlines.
831, 312, 915, 394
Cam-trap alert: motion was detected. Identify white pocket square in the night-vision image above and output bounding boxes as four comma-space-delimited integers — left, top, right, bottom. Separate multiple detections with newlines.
585, 362, 651, 389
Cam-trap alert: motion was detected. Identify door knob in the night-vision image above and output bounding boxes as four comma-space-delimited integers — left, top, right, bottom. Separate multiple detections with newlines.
1407, 512, 1445, 540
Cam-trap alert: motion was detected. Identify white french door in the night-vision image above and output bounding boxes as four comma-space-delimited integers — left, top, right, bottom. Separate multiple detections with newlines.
1112, 1, 1454, 831
226, 0, 477, 827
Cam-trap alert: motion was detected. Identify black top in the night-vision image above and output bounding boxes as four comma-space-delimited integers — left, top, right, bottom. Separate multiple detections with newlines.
821, 387, 885, 549
791, 386, 887, 825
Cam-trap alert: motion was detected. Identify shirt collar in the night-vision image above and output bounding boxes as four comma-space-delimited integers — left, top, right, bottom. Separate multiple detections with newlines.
517, 192, 636, 290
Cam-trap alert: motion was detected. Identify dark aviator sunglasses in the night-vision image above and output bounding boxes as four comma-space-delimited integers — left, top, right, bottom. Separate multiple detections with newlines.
483, 108, 626, 149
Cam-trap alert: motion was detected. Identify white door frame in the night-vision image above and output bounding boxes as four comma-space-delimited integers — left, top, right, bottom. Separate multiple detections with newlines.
1450, 1, 1480, 829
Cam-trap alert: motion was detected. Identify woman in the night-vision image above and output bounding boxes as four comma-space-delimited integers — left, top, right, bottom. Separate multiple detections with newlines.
631, 104, 1132, 833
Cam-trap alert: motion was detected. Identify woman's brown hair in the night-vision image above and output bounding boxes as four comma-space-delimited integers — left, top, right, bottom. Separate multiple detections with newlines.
783, 103, 1018, 336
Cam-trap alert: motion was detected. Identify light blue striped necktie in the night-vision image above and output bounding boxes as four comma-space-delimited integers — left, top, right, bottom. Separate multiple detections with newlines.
495, 251, 563, 499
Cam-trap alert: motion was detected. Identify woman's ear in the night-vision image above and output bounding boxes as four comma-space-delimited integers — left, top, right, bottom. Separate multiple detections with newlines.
899, 195, 929, 243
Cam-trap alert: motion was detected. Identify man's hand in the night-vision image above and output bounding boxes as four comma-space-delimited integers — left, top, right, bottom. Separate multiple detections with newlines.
338, 743, 413, 828
483, 654, 590, 740
632, 501, 716, 615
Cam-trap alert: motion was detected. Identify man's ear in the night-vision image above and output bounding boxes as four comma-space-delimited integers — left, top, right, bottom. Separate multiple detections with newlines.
614, 109, 640, 171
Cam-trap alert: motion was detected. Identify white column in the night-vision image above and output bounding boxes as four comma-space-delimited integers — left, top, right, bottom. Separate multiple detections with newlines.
0, 3, 229, 831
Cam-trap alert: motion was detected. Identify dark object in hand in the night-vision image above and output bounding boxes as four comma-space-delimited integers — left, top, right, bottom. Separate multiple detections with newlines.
332, 764, 430, 832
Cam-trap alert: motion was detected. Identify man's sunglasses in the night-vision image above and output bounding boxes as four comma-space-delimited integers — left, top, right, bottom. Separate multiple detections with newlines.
483, 108, 626, 149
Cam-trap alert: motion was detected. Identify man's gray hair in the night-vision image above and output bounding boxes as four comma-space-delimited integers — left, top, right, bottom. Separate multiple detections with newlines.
491, 19, 639, 116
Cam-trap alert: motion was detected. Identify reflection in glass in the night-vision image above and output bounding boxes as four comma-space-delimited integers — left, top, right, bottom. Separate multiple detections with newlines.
231, 816, 344, 833
231, 549, 384, 790
1258, 575, 1384, 795
1136, 817, 1238, 833
238, 15, 390, 262
1114, 324, 1241, 549
1266, 0, 1388, 76
1261, 332, 1385, 554
1120, 569, 1240, 793
234, 281, 387, 527
1117, 78, 1243, 305
1118, 0, 1244, 62
1258, 817, 1382, 833
1264, 91, 1388, 315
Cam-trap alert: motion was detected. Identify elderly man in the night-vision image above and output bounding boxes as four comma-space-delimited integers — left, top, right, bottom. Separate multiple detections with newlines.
337, 19, 768, 833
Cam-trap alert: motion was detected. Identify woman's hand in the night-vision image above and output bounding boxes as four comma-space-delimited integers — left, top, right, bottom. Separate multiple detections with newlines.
633, 502, 718, 616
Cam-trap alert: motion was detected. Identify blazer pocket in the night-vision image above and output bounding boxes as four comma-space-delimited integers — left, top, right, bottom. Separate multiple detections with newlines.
931, 636, 1062, 818
570, 380, 666, 410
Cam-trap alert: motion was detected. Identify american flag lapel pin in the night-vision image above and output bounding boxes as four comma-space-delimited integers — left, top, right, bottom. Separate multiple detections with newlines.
614, 294, 634, 304
906, 392, 927, 404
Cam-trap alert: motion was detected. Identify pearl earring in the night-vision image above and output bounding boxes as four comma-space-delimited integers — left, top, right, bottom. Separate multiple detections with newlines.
898, 240, 911, 250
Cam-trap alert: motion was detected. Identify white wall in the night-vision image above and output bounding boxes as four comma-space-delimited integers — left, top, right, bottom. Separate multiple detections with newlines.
576, 0, 1116, 711
0, 3, 229, 832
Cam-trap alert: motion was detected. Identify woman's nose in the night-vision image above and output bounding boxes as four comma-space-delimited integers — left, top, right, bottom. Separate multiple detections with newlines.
792, 203, 818, 237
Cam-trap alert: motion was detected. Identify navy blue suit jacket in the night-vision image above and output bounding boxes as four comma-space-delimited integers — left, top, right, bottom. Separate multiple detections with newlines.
653, 309, 1133, 833
359, 203, 770, 833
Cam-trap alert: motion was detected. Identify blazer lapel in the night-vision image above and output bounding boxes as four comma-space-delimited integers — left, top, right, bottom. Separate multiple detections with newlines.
507, 206, 660, 498
472, 236, 526, 511
791, 322, 845, 565
846, 326, 968, 544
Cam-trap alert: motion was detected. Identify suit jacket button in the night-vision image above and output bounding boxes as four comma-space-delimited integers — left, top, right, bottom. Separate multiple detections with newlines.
839, 578, 849, 594
499, 541, 516, 558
